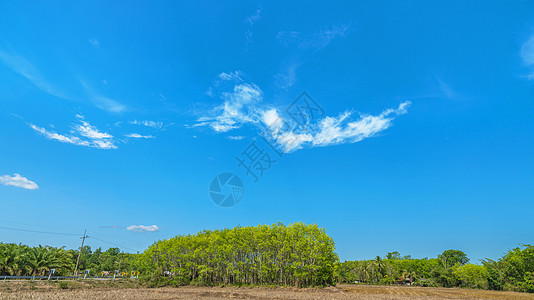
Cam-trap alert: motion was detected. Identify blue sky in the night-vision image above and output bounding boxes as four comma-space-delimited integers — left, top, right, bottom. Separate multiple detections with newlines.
1, 0, 533, 262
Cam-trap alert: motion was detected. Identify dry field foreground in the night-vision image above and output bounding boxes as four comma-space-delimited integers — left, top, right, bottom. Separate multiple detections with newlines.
0, 282, 533, 300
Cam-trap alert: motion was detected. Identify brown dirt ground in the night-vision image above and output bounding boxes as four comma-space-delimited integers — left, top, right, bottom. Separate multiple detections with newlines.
0, 281, 533, 300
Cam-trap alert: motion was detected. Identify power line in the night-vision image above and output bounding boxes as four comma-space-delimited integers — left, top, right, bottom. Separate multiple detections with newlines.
90, 236, 138, 252
0, 226, 79, 236
0, 219, 80, 232
0, 224, 140, 253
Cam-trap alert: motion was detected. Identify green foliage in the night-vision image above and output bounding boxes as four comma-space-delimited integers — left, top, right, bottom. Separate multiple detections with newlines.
454, 264, 488, 289
438, 249, 469, 269
482, 244, 534, 293
0, 243, 140, 277
139, 222, 339, 287
0, 243, 73, 276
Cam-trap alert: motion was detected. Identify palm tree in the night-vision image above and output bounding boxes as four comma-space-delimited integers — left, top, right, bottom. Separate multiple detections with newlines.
26, 246, 73, 276
374, 256, 385, 277
0, 244, 26, 276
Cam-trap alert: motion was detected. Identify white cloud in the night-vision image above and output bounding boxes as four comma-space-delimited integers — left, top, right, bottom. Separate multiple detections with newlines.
0, 174, 39, 190
194, 72, 410, 153
195, 82, 263, 132
521, 35, 534, 79
130, 120, 164, 129
261, 102, 411, 152
125, 133, 154, 139
29, 115, 117, 149
126, 225, 159, 232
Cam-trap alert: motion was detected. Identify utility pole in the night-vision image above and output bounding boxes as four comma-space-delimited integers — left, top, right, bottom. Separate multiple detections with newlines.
74, 230, 89, 276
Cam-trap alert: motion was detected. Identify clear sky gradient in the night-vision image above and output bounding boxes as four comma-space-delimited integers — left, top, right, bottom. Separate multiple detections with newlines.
1, 1, 533, 262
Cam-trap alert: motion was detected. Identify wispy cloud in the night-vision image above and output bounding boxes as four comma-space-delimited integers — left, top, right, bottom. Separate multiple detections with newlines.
100, 225, 122, 229
0, 49, 127, 112
194, 72, 410, 152
0, 174, 39, 190
276, 24, 350, 52
245, 8, 262, 48
436, 78, 456, 99
0, 49, 66, 98
521, 35, 534, 79
217, 71, 244, 82
195, 82, 263, 132
275, 24, 352, 88
129, 120, 164, 129
125, 133, 154, 139
227, 136, 245, 140
29, 115, 118, 149
261, 102, 411, 152
274, 63, 298, 89
126, 225, 159, 232
81, 81, 127, 113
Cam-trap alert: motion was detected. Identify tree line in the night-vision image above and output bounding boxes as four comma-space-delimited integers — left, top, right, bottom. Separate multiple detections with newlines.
1, 224, 533, 293
138, 222, 339, 287
339, 245, 534, 293
0, 243, 140, 277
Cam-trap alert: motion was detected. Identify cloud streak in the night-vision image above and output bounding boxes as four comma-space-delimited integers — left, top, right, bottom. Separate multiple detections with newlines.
0, 49, 66, 98
0, 49, 127, 113
81, 81, 127, 113
125, 133, 154, 139
126, 225, 159, 232
0, 174, 39, 190
276, 24, 351, 52
29, 115, 118, 149
129, 120, 164, 129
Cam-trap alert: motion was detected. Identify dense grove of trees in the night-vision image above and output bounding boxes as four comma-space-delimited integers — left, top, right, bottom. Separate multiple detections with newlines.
339, 245, 534, 293
138, 222, 339, 287
0, 243, 139, 277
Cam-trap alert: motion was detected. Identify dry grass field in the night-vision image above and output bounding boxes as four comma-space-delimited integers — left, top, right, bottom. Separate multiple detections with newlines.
0, 281, 533, 300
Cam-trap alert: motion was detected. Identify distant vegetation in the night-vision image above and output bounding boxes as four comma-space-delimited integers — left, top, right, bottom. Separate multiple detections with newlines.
1, 223, 533, 293
340, 245, 534, 293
